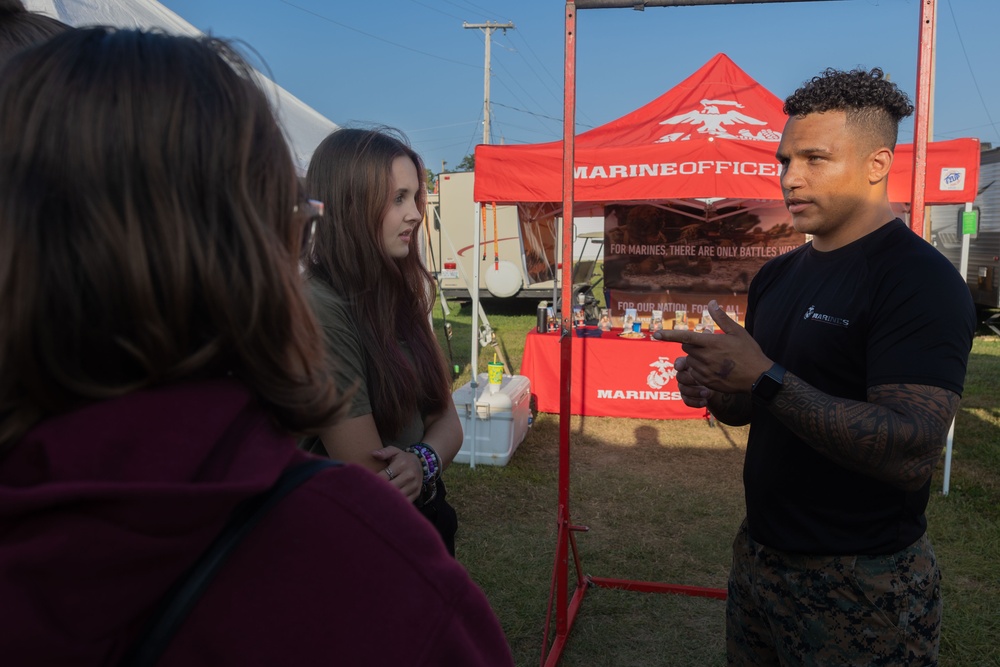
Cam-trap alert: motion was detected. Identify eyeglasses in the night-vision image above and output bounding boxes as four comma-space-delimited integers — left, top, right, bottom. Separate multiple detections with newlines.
295, 198, 324, 224
296, 198, 324, 257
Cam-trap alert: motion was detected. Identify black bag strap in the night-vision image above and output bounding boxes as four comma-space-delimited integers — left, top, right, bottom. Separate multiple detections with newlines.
120, 458, 342, 667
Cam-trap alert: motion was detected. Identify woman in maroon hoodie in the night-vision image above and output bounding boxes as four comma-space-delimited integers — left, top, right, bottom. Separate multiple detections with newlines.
0, 28, 512, 666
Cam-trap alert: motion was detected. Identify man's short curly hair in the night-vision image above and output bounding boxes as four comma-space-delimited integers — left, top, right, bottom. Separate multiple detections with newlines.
784, 67, 914, 150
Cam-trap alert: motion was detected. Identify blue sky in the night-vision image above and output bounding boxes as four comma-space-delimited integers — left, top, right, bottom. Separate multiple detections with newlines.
159, 0, 999, 177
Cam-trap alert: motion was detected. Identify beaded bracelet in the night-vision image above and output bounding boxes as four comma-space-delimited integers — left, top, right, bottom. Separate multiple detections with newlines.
406, 442, 441, 486
407, 444, 430, 483
406, 442, 442, 507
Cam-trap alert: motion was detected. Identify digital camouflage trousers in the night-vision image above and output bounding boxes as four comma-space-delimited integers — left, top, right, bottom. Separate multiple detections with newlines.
726, 519, 941, 666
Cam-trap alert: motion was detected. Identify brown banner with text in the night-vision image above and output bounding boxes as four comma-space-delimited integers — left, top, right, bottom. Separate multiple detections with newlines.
603, 200, 804, 326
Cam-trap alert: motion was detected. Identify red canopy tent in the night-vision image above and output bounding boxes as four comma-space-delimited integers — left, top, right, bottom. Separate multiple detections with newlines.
474, 53, 980, 206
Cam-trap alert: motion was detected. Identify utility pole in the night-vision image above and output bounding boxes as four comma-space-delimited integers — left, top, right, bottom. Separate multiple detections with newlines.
463, 21, 515, 145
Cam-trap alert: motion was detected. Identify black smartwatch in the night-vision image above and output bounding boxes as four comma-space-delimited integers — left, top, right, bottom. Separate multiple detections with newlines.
751, 363, 786, 406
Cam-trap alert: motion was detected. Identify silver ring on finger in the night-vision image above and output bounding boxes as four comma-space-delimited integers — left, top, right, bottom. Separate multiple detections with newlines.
385, 466, 396, 481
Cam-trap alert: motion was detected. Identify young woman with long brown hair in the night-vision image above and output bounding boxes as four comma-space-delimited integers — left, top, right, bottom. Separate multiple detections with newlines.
0, 28, 511, 665
303, 128, 463, 555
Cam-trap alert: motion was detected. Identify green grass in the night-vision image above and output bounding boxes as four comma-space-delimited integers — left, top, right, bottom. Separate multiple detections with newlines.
433, 297, 1000, 667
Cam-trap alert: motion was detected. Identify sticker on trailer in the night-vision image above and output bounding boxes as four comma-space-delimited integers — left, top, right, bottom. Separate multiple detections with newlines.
441, 260, 459, 280
940, 167, 966, 191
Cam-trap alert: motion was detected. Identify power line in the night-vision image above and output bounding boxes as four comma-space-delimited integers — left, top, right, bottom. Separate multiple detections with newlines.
497, 36, 564, 128
460, 105, 485, 161
491, 75, 557, 136
449, 0, 511, 22
513, 31, 561, 91
279, 0, 478, 70
491, 100, 595, 129
932, 121, 1000, 138
489, 119, 560, 138
945, 0, 1000, 143
465, 27, 558, 140
406, 0, 465, 21
490, 61, 560, 133
504, 29, 600, 128
472, 29, 571, 136
406, 120, 481, 133
416, 138, 476, 149
499, 32, 563, 111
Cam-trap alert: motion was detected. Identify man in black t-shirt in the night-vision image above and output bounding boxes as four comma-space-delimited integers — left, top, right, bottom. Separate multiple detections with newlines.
656, 68, 975, 665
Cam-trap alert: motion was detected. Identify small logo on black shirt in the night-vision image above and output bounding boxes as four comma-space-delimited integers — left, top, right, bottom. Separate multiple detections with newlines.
803, 305, 850, 328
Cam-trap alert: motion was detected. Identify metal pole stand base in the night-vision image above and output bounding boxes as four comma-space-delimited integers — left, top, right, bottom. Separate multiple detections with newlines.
539, 510, 726, 666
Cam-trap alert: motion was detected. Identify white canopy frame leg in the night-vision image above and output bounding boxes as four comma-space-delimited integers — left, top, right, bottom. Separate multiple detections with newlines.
468, 203, 483, 469
942, 201, 972, 496
942, 417, 955, 496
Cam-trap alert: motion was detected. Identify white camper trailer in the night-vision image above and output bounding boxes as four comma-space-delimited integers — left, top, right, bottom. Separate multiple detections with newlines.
930, 146, 1000, 312
429, 171, 603, 301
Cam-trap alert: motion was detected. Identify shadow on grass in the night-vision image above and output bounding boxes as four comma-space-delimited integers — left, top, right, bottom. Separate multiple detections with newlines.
449, 411, 742, 666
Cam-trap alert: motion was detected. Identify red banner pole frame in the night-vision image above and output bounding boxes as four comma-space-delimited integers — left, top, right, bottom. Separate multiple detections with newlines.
551, 1, 581, 661
558, 1, 577, 520
558, 0, 577, 544
540, 5, 587, 665
910, 0, 935, 239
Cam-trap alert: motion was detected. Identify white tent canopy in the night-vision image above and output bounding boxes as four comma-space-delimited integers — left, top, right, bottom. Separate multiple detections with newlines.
25, 0, 338, 173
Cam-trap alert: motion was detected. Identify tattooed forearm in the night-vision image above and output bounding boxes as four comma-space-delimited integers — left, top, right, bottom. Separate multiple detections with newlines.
770, 374, 961, 491
709, 391, 752, 427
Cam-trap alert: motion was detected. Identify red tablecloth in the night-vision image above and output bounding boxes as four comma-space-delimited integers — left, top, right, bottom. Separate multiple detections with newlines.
520, 328, 707, 419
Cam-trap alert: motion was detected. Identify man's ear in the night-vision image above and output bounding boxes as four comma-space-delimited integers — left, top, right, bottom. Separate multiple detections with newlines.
868, 146, 893, 185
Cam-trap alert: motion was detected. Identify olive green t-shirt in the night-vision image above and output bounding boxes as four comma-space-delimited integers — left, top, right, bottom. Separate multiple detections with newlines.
303, 277, 424, 454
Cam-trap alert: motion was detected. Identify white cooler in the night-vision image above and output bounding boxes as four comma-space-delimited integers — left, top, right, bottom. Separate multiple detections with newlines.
452, 373, 531, 466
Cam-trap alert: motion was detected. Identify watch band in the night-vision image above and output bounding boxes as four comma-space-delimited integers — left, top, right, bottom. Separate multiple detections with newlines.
751, 363, 786, 406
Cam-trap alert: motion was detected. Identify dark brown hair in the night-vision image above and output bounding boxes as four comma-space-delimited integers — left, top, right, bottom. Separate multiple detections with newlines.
305, 128, 450, 439
784, 67, 914, 152
0, 28, 344, 450
0, 0, 68, 69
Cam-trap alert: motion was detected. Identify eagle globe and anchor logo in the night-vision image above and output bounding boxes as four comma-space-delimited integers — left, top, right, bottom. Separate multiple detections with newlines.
572, 97, 783, 182
596, 356, 682, 401
655, 99, 783, 144
647, 356, 678, 390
